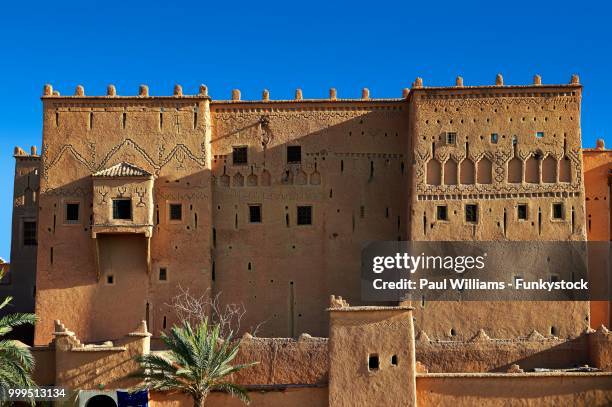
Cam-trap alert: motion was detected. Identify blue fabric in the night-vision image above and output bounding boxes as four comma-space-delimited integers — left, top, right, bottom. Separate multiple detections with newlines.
117, 390, 148, 407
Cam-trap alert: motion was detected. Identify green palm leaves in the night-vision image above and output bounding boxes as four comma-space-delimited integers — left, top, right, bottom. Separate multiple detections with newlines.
0, 269, 38, 406
133, 320, 256, 407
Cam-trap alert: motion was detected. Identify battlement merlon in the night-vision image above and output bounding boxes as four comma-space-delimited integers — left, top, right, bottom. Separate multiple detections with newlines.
40, 75, 583, 104
13, 146, 40, 160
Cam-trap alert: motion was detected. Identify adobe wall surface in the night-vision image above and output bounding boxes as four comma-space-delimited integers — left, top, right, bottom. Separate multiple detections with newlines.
416, 373, 612, 406
408, 80, 589, 340
328, 306, 416, 407
0, 149, 40, 343
149, 387, 328, 407
230, 335, 328, 385
34, 89, 213, 345
210, 99, 409, 337
583, 146, 611, 241
31, 77, 596, 345
583, 145, 611, 328
416, 333, 590, 373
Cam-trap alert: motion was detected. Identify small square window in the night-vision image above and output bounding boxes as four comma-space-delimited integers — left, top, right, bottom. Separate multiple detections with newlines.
465, 204, 478, 223
490, 133, 498, 144
552, 203, 564, 219
112, 199, 132, 220
517, 204, 528, 220
436, 205, 448, 221
159, 267, 167, 281
23, 221, 37, 246
287, 146, 302, 163
297, 206, 312, 225
169, 203, 182, 221
391, 355, 398, 366
65, 203, 80, 223
536, 131, 544, 139
446, 132, 457, 145
368, 354, 379, 371
249, 205, 262, 223
106, 274, 115, 285
232, 146, 248, 165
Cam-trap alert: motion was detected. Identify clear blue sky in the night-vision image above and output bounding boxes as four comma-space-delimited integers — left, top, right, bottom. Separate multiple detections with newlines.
0, 0, 610, 259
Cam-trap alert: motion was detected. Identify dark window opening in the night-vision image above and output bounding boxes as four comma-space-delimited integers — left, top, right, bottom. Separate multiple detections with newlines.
517, 204, 528, 220
465, 204, 478, 223
65, 203, 80, 223
106, 275, 114, 285
159, 267, 167, 281
446, 132, 457, 145
113, 199, 132, 220
436, 205, 448, 221
391, 355, 398, 366
287, 146, 302, 163
23, 221, 37, 246
249, 205, 262, 223
368, 354, 379, 371
297, 206, 312, 225
232, 146, 248, 165
169, 203, 182, 221
552, 203, 564, 219
490, 133, 499, 144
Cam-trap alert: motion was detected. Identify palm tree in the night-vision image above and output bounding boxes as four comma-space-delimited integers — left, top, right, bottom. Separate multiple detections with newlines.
0, 268, 37, 404
133, 319, 256, 407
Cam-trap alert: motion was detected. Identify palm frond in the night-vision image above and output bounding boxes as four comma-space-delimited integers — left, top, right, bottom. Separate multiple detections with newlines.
132, 319, 256, 406
212, 382, 251, 404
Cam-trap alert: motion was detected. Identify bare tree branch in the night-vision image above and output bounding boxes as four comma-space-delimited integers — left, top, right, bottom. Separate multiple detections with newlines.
166, 286, 265, 338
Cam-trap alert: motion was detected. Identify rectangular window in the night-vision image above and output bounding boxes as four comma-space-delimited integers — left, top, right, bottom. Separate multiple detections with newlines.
23, 221, 37, 246
65, 202, 80, 223
536, 131, 544, 139
517, 204, 528, 220
112, 199, 132, 220
368, 354, 379, 371
552, 203, 564, 219
169, 203, 182, 221
490, 133, 499, 144
465, 204, 478, 223
297, 206, 312, 225
436, 205, 448, 221
106, 274, 115, 285
287, 146, 302, 163
249, 204, 262, 223
446, 132, 457, 145
159, 267, 167, 281
232, 146, 248, 165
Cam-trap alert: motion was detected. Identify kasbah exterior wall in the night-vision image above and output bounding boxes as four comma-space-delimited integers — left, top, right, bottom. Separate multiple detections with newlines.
22, 74, 607, 346
583, 139, 611, 328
